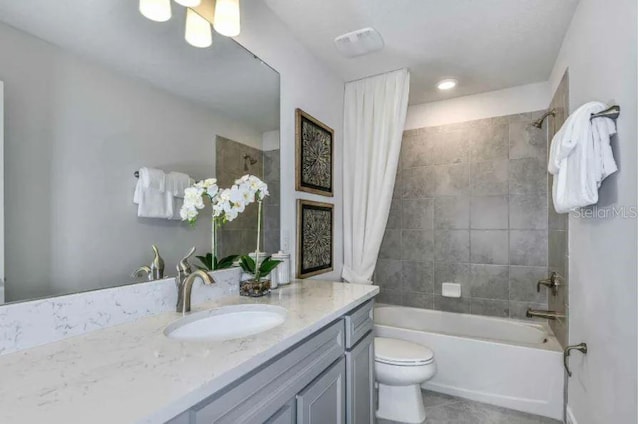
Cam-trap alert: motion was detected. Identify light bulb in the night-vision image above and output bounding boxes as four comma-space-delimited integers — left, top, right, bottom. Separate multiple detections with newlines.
139, 0, 172, 22
174, 0, 201, 7
213, 0, 240, 37
436, 79, 457, 90
185, 8, 212, 48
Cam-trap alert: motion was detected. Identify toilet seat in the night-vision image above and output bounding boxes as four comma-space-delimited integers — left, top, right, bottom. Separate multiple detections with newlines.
374, 337, 434, 366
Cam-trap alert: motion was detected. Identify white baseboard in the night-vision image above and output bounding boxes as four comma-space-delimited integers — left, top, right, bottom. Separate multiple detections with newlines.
566, 406, 577, 424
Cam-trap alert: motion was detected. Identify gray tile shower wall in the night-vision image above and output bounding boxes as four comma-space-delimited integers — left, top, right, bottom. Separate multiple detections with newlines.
263, 149, 281, 254
375, 112, 550, 319
547, 72, 570, 348
216, 136, 264, 258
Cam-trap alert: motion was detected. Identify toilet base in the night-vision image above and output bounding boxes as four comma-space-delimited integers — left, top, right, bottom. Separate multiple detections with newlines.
376, 383, 426, 424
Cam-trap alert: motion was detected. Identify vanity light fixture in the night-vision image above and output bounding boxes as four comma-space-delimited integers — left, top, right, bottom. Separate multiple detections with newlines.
139, 0, 172, 22
139, 0, 241, 47
213, 0, 241, 37
185, 7, 213, 48
436, 79, 457, 90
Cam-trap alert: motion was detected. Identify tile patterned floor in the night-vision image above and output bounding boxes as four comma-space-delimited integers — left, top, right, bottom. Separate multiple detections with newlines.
377, 390, 563, 424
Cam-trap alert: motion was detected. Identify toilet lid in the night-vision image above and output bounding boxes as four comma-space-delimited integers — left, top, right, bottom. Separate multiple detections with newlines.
374, 337, 434, 366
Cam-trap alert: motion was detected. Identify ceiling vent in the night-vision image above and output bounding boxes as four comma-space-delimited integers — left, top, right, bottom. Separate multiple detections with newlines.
334, 27, 384, 58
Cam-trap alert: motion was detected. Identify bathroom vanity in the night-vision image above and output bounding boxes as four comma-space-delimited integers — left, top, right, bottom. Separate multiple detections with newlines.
0, 281, 378, 424
168, 298, 375, 424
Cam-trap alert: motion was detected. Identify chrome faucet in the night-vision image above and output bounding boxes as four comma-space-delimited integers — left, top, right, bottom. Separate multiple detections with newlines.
176, 246, 215, 313
176, 270, 216, 313
537, 272, 561, 295
176, 246, 196, 285
132, 265, 153, 280
526, 308, 566, 320
132, 245, 165, 280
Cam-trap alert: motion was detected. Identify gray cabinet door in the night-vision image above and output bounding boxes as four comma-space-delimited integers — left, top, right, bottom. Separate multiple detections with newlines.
296, 357, 346, 424
346, 331, 374, 424
264, 399, 295, 424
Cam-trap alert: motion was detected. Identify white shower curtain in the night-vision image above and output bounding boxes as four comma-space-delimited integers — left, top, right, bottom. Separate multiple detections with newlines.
342, 69, 410, 284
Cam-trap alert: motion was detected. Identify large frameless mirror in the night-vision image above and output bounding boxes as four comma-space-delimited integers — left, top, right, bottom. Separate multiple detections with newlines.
0, 0, 280, 303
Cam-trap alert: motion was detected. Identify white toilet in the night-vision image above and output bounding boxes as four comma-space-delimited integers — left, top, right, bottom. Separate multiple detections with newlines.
374, 337, 436, 424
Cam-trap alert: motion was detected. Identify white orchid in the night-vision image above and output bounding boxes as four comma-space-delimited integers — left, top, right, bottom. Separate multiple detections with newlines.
183, 187, 204, 209
180, 175, 268, 225
206, 185, 218, 198
179, 206, 198, 221
235, 174, 269, 201
228, 185, 245, 205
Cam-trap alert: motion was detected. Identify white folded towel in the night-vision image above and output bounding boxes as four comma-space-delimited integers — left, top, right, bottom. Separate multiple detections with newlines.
133, 167, 173, 218
165, 172, 194, 220
548, 101, 617, 213
139, 167, 165, 192
165, 172, 193, 198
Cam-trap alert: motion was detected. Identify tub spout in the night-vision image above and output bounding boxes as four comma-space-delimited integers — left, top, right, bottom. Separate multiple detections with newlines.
526, 308, 565, 320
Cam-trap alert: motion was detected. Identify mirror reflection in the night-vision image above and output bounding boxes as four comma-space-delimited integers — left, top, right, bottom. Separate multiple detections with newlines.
0, 0, 280, 303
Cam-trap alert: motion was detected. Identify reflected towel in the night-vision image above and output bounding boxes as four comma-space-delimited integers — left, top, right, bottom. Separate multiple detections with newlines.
133, 167, 173, 218
165, 172, 193, 198
165, 171, 194, 220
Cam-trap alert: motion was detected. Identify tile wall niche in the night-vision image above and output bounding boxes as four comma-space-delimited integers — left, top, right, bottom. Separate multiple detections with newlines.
547, 71, 570, 347
375, 111, 552, 319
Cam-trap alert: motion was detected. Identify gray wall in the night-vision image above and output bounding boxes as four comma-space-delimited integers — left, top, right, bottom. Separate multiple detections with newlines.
375, 111, 551, 319
0, 22, 263, 301
549, 0, 637, 422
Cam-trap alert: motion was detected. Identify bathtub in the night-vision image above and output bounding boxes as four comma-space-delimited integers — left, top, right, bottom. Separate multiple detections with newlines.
374, 305, 564, 420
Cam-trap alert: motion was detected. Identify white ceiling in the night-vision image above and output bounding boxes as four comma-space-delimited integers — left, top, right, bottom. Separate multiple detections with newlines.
0, 0, 280, 132
263, 0, 579, 105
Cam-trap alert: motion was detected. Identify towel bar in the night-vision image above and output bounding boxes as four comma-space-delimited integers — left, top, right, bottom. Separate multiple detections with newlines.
590, 105, 620, 121
134, 171, 140, 178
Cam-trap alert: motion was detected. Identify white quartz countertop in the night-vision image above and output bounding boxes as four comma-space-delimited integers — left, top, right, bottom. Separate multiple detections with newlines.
0, 280, 378, 424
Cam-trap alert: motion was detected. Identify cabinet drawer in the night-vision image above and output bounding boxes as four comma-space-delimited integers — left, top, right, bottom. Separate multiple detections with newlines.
191, 320, 344, 424
344, 300, 374, 349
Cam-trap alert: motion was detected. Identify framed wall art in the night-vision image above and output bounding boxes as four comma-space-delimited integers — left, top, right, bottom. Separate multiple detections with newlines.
296, 199, 333, 278
295, 108, 334, 196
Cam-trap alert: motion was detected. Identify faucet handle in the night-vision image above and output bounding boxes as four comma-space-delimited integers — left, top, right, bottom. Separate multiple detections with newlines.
177, 246, 196, 275
151, 245, 165, 279
537, 272, 561, 295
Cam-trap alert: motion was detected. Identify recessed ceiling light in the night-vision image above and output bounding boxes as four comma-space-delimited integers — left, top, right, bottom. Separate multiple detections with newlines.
437, 79, 457, 90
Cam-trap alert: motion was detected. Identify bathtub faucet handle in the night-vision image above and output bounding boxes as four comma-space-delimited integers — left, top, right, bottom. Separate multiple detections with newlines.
564, 343, 587, 377
537, 272, 561, 295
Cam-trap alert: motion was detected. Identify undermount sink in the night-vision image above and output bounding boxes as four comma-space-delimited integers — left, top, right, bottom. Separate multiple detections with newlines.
164, 304, 288, 342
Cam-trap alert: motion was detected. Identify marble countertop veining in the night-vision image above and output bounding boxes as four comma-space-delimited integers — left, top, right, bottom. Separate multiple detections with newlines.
0, 280, 378, 424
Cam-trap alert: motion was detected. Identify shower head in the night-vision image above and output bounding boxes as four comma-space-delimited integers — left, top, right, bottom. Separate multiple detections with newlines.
530, 109, 556, 129
243, 154, 258, 171
531, 118, 545, 129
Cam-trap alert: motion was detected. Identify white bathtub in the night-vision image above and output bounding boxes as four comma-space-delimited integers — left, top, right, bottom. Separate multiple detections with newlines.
374, 305, 564, 420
